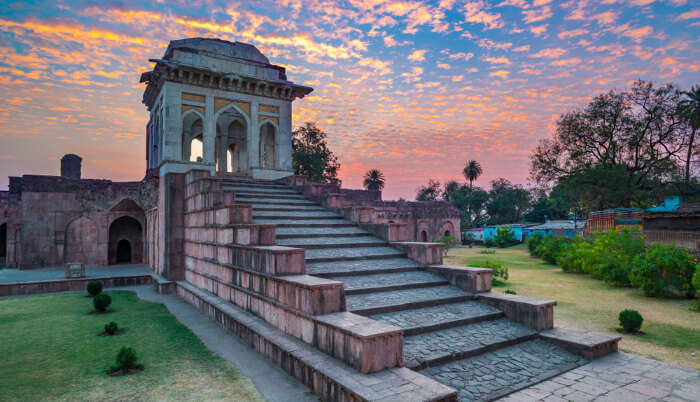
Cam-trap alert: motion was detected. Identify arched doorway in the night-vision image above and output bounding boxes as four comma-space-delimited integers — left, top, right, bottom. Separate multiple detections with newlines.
421, 230, 428, 242
216, 106, 248, 174
116, 239, 132, 263
182, 111, 204, 162
0, 223, 6, 265
108, 216, 143, 265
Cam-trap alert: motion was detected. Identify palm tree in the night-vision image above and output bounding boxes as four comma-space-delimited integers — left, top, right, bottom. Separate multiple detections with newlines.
679, 85, 700, 183
463, 160, 483, 189
363, 169, 386, 191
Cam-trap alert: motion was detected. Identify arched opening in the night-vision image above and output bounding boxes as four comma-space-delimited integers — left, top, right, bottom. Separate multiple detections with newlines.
182, 112, 204, 162
444, 230, 451, 237
116, 239, 132, 263
216, 107, 248, 174
421, 230, 428, 242
0, 223, 6, 265
108, 216, 143, 265
259, 122, 276, 169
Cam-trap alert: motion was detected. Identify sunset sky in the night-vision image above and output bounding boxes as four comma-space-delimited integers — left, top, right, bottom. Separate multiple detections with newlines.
0, 0, 698, 199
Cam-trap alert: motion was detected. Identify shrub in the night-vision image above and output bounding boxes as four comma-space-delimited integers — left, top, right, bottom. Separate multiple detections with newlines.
436, 235, 459, 256
494, 226, 518, 248
105, 322, 119, 335
116, 347, 138, 370
556, 236, 589, 273
479, 260, 509, 285
87, 281, 103, 297
93, 293, 112, 312
585, 230, 644, 286
618, 309, 643, 333
483, 238, 496, 248
505, 289, 517, 295
526, 233, 544, 256
630, 244, 698, 297
535, 235, 570, 264
479, 249, 496, 254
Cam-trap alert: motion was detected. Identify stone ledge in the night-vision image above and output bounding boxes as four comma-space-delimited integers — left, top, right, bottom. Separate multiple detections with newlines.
477, 292, 556, 331
361, 223, 409, 242
539, 327, 621, 360
184, 240, 305, 275
176, 281, 457, 401
391, 242, 444, 265
180, 276, 405, 375
184, 204, 253, 225
426, 265, 492, 293
185, 224, 275, 246
151, 273, 176, 294
0, 275, 152, 297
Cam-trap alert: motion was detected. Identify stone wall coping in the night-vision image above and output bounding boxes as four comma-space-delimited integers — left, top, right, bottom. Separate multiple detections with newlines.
479, 292, 557, 307
315, 311, 403, 338
177, 281, 457, 401
540, 327, 621, 348
428, 265, 493, 274
183, 203, 251, 215
185, 239, 303, 255
185, 223, 276, 230
0, 274, 152, 286
278, 274, 344, 288
183, 189, 233, 202
188, 254, 302, 280
393, 241, 444, 247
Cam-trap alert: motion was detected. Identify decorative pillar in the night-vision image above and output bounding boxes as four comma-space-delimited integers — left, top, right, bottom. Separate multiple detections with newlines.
203, 95, 215, 164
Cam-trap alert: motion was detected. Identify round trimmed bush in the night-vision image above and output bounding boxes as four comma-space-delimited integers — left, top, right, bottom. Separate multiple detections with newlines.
105, 321, 119, 335
93, 293, 112, 312
87, 281, 103, 297
618, 309, 643, 333
116, 347, 137, 370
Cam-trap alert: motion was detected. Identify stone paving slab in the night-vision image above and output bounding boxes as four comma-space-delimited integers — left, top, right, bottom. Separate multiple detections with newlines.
404, 318, 536, 369
252, 203, 326, 211
498, 352, 700, 402
276, 226, 370, 237
370, 301, 503, 335
0, 264, 151, 284
423, 339, 588, 402
252, 210, 340, 218
222, 185, 299, 194
307, 257, 420, 276
304, 246, 406, 261
334, 271, 447, 293
254, 218, 351, 226
277, 235, 383, 247
346, 285, 473, 314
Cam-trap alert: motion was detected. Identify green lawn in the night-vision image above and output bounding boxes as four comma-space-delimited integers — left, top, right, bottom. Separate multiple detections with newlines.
445, 244, 700, 370
0, 291, 263, 401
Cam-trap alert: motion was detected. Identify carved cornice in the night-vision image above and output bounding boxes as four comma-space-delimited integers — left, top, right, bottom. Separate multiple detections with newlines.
141, 62, 313, 110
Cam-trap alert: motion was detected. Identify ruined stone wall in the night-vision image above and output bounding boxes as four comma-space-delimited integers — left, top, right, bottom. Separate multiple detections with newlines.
7, 175, 158, 269
371, 201, 461, 242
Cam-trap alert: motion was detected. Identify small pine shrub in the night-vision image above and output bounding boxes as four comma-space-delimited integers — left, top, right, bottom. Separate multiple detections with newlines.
105, 322, 119, 335
505, 289, 517, 295
116, 347, 137, 370
93, 293, 112, 312
87, 281, 103, 297
526, 233, 544, 256
494, 226, 518, 248
436, 235, 459, 256
480, 260, 509, 284
618, 309, 643, 333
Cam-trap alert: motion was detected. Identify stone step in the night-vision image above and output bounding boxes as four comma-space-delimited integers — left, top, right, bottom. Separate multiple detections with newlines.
422, 339, 588, 402
220, 180, 292, 190
254, 218, 355, 227
304, 246, 406, 263
346, 285, 474, 315
307, 257, 420, 277
222, 185, 299, 195
276, 227, 370, 237
234, 197, 316, 206
277, 235, 386, 249
235, 192, 307, 201
369, 301, 504, 336
403, 318, 537, 370
252, 210, 341, 218
334, 271, 448, 295
252, 204, 327, 211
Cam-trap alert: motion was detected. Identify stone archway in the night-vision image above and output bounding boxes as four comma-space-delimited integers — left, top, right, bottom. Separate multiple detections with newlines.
108, 216, 143, 265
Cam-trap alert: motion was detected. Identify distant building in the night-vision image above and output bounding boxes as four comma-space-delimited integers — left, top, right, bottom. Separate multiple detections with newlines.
523, 220, 586, 239
644, 202, 700, 252
585, 208, 643, 236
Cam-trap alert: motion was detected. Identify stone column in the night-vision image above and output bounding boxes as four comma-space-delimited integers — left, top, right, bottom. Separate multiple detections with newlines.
250, 100, 260, 168
203, 95, 215, 164
279, 101, 293, 170
157, 170, 185, 281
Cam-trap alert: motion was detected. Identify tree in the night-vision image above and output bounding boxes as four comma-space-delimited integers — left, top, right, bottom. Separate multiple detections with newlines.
679, 85, 700, 183
463, 160, 483, 189
531, 81, 687, 207
292, 122, 340, 184
442, 180, 488, 227
363, 169, 386, 191
416, 179, 441, 201
525, 196, 570, 223
486, 178, 531, 224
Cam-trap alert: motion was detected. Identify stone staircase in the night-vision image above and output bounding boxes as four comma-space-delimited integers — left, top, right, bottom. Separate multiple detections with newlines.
222, 178, 589, 402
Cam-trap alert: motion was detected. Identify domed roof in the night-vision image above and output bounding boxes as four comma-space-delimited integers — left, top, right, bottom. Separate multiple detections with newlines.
164, 38, 270, 65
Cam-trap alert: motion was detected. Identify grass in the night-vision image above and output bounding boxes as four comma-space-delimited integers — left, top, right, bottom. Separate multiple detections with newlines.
445, 244, 700, 369
0, 291, 264, 401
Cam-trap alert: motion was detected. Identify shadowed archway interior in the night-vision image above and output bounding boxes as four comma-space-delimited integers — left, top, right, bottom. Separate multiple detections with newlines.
108, 216, 143, 265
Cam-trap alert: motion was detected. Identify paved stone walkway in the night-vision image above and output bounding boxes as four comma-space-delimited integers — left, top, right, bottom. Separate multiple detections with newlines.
123, 285, 318, 402
305, 245, 404, 260
335, 271, 446, 292
424, 339, 588, 402
307, 257, 419, 276
498, 352, 700, 402
277, 235, 382, 246
0, 264, 151, 284
346, 284, 472, 312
